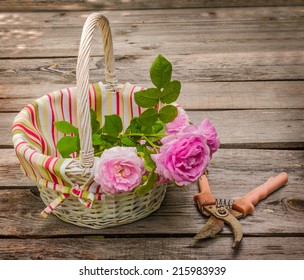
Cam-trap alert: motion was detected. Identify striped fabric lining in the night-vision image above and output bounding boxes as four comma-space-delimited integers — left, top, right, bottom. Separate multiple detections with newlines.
12, 81, 145, 215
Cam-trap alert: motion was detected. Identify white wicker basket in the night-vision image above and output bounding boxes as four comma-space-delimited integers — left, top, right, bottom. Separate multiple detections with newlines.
12, 13, 168, 229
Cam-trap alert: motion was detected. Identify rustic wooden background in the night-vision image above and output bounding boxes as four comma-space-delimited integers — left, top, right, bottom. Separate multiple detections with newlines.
0, 0, 303, 259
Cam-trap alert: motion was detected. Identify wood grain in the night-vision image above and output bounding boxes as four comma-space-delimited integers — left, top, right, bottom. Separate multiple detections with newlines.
0, 183, 303, 237
0, 149, 302, 237
1, 1, 304, 12
0, 237, 303, 260
1, 53, 303, 87
3, 109, 304, 148
1, 21, 303, 58
0, 4, 303, 261
0, 149, 33, 187
1, 81, 304, 112
1, 7, 303, 59
1, 7, 303, 27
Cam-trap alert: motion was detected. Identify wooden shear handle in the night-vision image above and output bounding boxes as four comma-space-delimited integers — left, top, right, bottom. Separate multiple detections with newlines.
194, 175, 216, 208
232, 172, 288, 217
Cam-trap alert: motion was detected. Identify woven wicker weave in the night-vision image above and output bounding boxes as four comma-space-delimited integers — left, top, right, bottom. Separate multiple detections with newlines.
38, 181, 166, 229
12, 13, 169, 229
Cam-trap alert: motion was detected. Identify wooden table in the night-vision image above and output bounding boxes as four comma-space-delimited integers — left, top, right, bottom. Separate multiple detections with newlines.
0, 1, 303, 260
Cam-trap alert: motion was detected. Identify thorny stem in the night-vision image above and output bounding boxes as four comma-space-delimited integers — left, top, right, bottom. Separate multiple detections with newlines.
123, 133, 167, 137
94, 151, 103, 157
93, 133, 163, 156
142, 136, 160, 152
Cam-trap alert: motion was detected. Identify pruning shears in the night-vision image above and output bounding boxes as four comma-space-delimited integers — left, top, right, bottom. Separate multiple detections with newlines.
194, 172, 288, 248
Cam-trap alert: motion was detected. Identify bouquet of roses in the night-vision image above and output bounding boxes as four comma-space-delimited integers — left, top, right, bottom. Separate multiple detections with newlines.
54, 55, 220, 196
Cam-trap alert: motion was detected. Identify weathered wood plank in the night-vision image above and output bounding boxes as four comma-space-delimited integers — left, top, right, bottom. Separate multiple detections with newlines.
1, 7, 303, 27
0, 8, 302, 29
0, 149, 302, 237
0, 237, 303, 260
0, 54, 303, 90
1, 6, 303, 58
0, 149, 33, 187
191, 109, 304, 149
3, 109, 304, 148
1, 1, 304, 12
0, 3, 302, 263
1, 21, 303, 58
177, 81, 304, 110
1, 81, 303, 112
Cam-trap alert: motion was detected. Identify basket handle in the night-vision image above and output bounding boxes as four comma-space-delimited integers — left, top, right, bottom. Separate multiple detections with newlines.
76, 13, 117, 169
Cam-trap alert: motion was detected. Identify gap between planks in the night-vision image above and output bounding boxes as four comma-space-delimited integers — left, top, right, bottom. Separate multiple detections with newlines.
1, 1, 304, 12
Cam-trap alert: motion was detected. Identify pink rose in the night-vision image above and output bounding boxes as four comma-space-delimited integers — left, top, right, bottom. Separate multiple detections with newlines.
199, 119, 220, 156
156, 175, 170, 185
165, 107, 189, 134
94, 147, 145, 195
182, 118, 220, 157
151, 134, 210, 186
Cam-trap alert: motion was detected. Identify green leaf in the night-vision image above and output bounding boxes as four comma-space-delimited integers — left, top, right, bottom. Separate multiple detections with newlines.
125, 117, 142, 134
152, 121, 165, 134
134, 88, 162, 108
145, 122, 165, 142
135, 172, 158, 195
101, 134, 119, 145
136, 145, 145, 154
160, 80, 181, 104
104, 114, 123, 137
138, 108, 159, 127
90, 109, 100, 133
57, 136, 79, 158
92, 134, 102, 145
150, 54, 172, 89
92, 134, 112, 148
141, 125, 152, 134
54, 121, 78, 135
120, 136, 138, 147
159, 105, 178, 123
96, 125, 107, 135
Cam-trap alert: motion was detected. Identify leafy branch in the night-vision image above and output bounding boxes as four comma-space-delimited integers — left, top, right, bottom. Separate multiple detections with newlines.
54, 54, 181, 194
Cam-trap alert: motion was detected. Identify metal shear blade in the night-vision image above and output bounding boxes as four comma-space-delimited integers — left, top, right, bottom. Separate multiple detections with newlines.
194, 215, 225, 240
202, 205, 243, 248
194, 208, 243, 241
